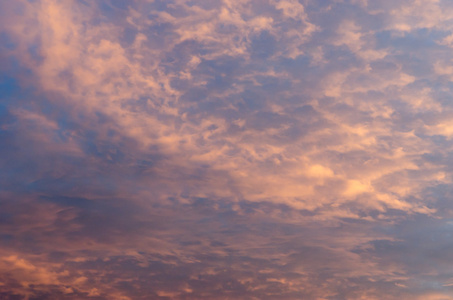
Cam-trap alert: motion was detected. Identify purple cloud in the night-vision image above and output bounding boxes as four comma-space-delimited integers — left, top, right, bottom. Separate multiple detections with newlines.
2, 0, 453, 299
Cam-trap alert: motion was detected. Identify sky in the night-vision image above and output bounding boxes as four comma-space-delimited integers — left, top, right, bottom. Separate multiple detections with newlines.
2, 0, 453, 299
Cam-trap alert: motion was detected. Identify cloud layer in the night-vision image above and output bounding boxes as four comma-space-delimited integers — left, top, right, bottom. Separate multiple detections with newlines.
2, 0, 453, 299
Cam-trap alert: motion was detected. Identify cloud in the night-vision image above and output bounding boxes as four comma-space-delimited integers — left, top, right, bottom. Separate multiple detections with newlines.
2, 0, 453, 298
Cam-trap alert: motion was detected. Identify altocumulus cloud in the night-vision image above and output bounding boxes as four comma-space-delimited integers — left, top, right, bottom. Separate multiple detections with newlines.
1, 0, 453, 299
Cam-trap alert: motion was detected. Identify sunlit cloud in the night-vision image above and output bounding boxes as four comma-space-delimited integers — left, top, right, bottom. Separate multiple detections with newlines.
2, 0, 453, 298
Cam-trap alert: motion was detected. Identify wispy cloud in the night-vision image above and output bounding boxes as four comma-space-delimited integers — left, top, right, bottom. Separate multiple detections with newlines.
2, 0, 453, 299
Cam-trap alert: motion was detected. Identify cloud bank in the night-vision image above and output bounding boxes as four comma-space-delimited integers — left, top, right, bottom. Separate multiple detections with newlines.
2, 0, 453, 299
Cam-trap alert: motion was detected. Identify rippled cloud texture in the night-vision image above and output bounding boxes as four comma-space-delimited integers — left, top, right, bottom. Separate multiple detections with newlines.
2, 0, 453, 299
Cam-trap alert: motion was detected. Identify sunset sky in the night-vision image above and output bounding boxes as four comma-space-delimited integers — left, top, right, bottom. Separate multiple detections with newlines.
2, 0, 453, 299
